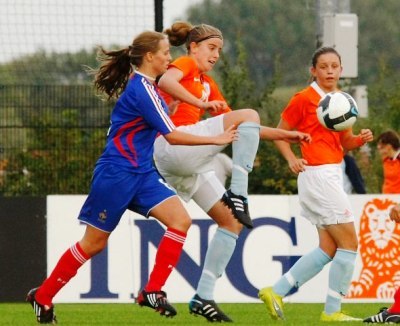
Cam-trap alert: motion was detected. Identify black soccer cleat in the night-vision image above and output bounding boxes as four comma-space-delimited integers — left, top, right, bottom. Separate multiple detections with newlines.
363, 307, 400, 323
136, 289, 177, 317
222, 189, 253, 229
189, 294, 233, 322
26, 287, 57, 324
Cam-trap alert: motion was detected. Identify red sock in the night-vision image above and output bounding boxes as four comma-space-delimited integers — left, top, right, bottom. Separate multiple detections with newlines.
36, 242, 90, 306
145, 228, 186, 292
389, 288, 400, 313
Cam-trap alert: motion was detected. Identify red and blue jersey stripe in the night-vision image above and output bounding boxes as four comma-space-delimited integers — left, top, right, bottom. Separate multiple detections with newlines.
97, 73, 175, 173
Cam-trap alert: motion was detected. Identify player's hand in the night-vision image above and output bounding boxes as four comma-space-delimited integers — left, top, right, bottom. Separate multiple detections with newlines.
202, 100, 227, 114
359, 129, 374, 144
285, 131, 312, 144
168, 99, 180, 116
214, 124, 238, 145
288, 157, 308, 174
390, 205, 400, 223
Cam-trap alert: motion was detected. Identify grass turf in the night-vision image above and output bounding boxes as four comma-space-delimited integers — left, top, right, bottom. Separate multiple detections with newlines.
0, 302, 389, 325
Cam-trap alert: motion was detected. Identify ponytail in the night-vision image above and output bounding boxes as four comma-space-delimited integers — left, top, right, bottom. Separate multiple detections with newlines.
90, 30, 166, 100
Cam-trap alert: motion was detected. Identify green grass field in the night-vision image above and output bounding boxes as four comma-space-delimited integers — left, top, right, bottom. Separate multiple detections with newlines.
0, 302, 389, 325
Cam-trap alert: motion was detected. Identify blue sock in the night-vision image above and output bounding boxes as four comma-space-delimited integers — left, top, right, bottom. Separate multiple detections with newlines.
196, 228, 238, 300
273, 248, 332, 296
230, 122, 260, 197
325, 249, 357, 314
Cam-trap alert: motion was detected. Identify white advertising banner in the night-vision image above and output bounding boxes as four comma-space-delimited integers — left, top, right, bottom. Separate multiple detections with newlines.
47, 194, 400, 303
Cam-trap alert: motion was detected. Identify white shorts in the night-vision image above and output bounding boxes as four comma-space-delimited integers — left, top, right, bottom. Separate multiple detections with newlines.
298, 164, 354, 227
154, 115, 226, 211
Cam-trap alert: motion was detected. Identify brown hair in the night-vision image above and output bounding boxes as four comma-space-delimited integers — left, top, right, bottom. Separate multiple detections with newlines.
164, 21, 222, 52
311, 46, 341, 68
91, 31, 166, 99
377, 130, 400, 150
309, 46, 342, 82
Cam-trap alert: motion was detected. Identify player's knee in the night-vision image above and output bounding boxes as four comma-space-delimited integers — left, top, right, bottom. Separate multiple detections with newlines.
240, 108, 260, 124
181, 215, 192, 232
80, 238, 107, 257
169, 214, 191, 233
349, 236, 359, 251
341, 240, 358, 252
350, 242, 358, 252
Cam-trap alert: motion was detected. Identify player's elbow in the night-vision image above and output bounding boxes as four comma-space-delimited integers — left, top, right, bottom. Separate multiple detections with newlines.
164, 133, 180, 145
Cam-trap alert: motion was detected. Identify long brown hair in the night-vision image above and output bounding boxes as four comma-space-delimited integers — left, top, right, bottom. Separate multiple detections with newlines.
91, 31, 166, 99
164, 21, 222, 52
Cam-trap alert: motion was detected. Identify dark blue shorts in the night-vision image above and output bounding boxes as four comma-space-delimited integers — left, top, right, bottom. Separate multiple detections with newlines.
78, 164, 177, 232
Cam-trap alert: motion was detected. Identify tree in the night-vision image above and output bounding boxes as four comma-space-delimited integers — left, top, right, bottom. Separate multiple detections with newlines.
353, 0, 400, 85
184, 0, 400, 89
183, 0, 400, 194
186, 0, 315, 91
1, 0, 399, 195
0, 49, 98, 85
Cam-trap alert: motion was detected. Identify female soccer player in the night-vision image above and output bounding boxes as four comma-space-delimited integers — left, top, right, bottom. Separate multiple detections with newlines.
376, 130, 400, 194
26, 30, 237, 324
153, 21, 311, 322
258, 46, 374, 322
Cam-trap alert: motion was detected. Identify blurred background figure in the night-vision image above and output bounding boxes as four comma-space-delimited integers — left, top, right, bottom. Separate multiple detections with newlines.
377, 130, 400, 194
341, 151, 366, 194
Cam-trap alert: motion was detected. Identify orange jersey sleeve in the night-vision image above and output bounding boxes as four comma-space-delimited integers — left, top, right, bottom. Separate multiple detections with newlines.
161, 56, 231, 126
382, 153, 400, 194
282, 85, 345, 165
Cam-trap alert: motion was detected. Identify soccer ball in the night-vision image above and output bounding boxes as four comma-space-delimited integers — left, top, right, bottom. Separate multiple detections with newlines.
316, 91, 359, 131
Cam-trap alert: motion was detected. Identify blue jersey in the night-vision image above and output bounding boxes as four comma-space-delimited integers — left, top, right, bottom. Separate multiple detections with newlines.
97, 73, 175, 173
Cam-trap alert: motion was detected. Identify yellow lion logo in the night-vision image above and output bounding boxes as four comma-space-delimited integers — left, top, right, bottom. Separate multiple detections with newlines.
348, 198, 400, 299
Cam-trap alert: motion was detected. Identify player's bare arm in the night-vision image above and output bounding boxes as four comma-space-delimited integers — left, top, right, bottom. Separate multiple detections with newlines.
260, 126, 311, 143
341, 128, 374, 151
273, 119, 308, 174
202, 100, 227, 114
158, 67, 205, 109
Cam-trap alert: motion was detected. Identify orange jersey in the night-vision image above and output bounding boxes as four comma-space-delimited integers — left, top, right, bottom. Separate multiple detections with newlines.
160, 56, 231, 126
282, 82, 345, 165
382, 151, 400, 194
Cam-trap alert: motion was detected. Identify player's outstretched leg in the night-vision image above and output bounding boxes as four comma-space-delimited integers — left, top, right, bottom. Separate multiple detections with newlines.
258, 287, 285, 320
26, 287, 57, 324
136, 289, 177, 317
189, 294, 232, 322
